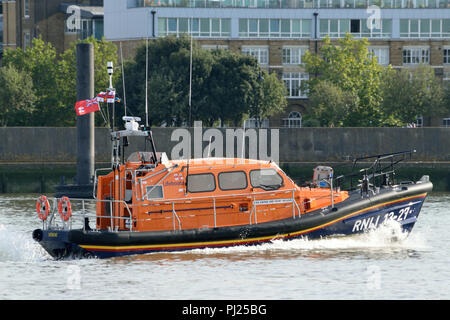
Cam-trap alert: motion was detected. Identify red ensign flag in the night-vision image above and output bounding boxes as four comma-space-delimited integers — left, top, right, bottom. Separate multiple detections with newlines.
75, 98, 100, 116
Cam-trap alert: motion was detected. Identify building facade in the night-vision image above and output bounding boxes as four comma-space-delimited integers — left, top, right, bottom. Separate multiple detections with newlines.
104, 0, 450, 127
0, 0, 104, 56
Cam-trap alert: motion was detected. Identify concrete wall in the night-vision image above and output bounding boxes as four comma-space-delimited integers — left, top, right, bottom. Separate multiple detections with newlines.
1, 127, 449, 164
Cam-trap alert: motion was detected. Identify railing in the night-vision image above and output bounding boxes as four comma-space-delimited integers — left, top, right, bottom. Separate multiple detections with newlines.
42, 197, 134, 232
41, 187, 318, 232
127, 0, 450, 9
332, 150, 417, 195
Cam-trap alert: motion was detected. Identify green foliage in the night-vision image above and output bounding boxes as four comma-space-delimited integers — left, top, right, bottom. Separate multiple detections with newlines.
1, 36, 119, 127
302, 34, 386, 127
307, 81, 358, 127
0, 65, 37, 126
380, 64, 447, 125
120, 35, 287, 127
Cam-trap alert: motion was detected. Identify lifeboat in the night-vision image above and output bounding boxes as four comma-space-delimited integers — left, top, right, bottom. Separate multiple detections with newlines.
32, 117, 433, 259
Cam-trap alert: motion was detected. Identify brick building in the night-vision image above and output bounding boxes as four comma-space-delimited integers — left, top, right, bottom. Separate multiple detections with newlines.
105, 0, 450, 127
1, 1, 449, 127
0, 0, 103, 55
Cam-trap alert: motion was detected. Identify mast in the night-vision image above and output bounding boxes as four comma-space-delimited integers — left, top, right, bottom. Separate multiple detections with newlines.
145, 1, 149, 128
185, 17, 194, 196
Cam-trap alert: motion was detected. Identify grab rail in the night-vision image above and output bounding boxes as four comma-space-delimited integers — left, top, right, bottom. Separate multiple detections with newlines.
39, 187, 346, 232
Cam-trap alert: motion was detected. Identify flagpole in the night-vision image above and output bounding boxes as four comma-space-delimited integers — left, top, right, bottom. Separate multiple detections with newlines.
189, 17, 193, 128
145, 2, 149, 128
120, 41, 127, 117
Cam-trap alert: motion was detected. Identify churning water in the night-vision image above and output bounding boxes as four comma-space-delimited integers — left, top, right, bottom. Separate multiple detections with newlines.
0, 193, 449, 300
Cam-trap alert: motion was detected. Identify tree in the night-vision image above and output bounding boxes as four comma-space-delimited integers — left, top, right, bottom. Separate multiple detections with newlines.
2, 36, 119, 127
121, 35, 287, 127
3, 37, 60, 126
118, 35, 214, 127
248, 71, 288, 127
0, 65, 36, 126
302, 34, 386, 127
208, 49, 266, 127
381, 64, 447, 125
307, 81, 358, 127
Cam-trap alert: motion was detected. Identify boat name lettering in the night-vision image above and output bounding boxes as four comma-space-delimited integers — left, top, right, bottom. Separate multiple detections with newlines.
164, 181, 185, 186
254, 198, 292, 205
352, 206, 412, 232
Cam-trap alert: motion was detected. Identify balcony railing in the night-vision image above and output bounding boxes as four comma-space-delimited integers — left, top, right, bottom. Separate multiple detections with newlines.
127, 0, 450, 9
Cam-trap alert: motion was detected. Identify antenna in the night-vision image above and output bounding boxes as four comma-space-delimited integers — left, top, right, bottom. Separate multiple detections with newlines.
120, 42, 127, 117
107, 61, 114, 130
241, 120, 246, 162
185, 18, 194, 196
145, 6, 149, 128
188, 17, 193, 127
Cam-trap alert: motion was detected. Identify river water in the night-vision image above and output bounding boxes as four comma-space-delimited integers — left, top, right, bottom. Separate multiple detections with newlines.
0, 193, 449, 300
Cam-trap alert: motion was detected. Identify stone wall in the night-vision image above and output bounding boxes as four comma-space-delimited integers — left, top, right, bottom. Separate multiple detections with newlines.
1, 127, 449, 164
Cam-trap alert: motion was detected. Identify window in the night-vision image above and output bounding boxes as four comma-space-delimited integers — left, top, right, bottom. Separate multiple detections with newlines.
415, 115, 423, 127
443, 118, 450, 127
282, 47, 308, 65
187, 173, 216, 193
145, 185, 163, 200
65, 18, 104, 40
444, 48, 450, 64
369, 47, 390, 66
320, 19, 349, 38
282, 112, 302, 128
402, 47, 430, 65
158, 18, 231, 38
250, 169, 283, 190
24, 0, 30, 18
242, 46, 269, 65
0, 15, 3, 54
282, 72, 309, 98
400, 19, 450, 38
218, 171, 248, 191
239, 19, 311, 38
351, 19, 360, 34
23, 31, 31, 49
202, 44, 229, 50
444, 72, 450, 82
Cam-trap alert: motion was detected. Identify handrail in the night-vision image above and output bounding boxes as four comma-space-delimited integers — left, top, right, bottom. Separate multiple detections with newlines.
143, 188, 299, 204
42, 184, 346, 232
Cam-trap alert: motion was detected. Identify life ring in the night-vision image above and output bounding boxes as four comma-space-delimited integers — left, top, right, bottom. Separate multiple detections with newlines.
58, 196, 72, 222
36, 195, 50, 221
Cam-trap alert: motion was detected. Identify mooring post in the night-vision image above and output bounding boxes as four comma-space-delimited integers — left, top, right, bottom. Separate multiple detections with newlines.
76, 43, 95, 186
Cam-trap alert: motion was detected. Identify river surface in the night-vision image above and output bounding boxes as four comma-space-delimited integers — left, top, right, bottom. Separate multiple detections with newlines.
0, 193, 449, 300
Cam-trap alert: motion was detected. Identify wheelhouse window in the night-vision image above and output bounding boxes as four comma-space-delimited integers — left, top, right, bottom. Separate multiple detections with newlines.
145, 185, 163, 200
187, 173, 216, 193
218, 171, 248, 191
250, 169, 283, 190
